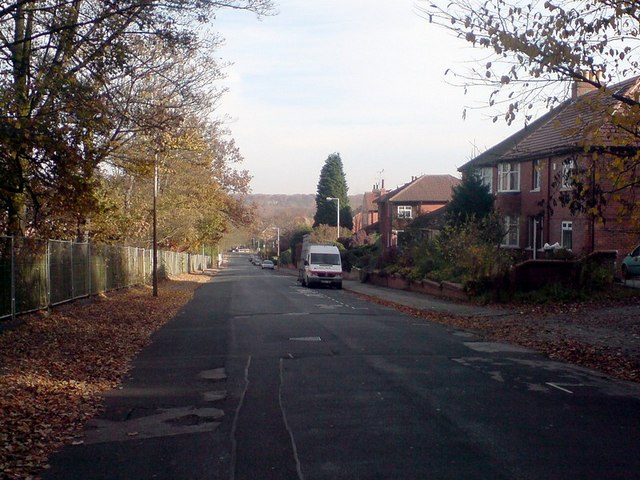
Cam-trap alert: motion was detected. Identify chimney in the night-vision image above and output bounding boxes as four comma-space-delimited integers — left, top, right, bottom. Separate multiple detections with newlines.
381, 179, 385, 189
572, 71, 601, 99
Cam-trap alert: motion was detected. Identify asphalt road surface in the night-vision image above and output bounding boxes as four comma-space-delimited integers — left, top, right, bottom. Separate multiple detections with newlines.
43, 254, 640, 480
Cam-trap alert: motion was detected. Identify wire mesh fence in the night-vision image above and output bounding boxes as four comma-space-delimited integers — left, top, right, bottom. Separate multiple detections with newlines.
0, 236, 211, 320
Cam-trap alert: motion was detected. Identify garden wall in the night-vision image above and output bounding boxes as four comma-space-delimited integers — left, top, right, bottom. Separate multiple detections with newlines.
362, 271, 468, 301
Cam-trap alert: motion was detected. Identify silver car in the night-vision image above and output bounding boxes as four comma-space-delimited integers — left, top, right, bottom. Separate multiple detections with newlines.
261, 260, 275, 270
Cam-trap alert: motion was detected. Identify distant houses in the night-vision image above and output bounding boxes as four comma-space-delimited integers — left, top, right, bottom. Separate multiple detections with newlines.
353, 175, 460, 249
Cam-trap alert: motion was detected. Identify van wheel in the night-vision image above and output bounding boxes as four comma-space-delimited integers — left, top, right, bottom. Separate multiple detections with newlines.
336, 282, 342, 290
622, 265, 630, 280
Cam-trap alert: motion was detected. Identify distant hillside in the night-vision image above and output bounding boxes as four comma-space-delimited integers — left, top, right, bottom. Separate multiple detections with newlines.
246, 193, 364, 229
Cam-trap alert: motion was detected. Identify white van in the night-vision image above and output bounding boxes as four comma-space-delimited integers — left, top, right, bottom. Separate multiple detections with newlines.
298, 236, 343, 288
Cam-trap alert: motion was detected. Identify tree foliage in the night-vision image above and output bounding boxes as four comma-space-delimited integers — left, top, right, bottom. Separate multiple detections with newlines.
420, 0, 640, 226
0, 0, 273, 239
446, 172, 494, 226
313, 153, 353, 230
90, 118, 252, 250
420, 0, 640, 122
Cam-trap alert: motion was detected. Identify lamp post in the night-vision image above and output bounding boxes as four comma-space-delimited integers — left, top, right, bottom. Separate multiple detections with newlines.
326, 197, 340, 239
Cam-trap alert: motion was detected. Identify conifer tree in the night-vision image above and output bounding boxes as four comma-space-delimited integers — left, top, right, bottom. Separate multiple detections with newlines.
445, 172, 494, 226
313, 153, 353, 231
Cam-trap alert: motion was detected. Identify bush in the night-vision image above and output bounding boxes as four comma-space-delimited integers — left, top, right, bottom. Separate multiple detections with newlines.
418, 219, 513, 287
279, 249, 293, 266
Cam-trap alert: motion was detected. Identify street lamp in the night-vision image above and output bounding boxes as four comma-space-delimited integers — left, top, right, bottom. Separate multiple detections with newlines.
270, 226, 280, 264
326, 197, 340, 239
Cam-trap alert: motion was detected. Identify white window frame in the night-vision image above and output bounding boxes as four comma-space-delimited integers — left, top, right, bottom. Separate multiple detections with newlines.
561, 159, 576, 190
501, 215, 520, 247
477, 167, 493, 193
527, 216, 543, 250
498, 162, 520, 192
531, 159, 541, 191
397, 205, 412, 219
561, 221, 573, 250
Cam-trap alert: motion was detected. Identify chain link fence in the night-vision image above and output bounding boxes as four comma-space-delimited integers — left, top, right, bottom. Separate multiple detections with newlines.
0, 236, 211, 320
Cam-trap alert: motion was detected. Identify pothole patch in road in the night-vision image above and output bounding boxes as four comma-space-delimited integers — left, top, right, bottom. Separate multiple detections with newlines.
83, 407, 224, 445
463, 342, 535, 354
315, 304, 342, 309
199, 368, 227, 381
203, 390, 227, 402
164, 412, 222, 426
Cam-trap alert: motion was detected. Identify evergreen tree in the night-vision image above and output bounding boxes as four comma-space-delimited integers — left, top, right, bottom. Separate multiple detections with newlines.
313, 153, 353, 230
446, 172, 494, 226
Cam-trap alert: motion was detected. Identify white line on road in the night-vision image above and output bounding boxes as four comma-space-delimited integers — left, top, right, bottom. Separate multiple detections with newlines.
546, 382, 573, 394
280, 358, 305, 480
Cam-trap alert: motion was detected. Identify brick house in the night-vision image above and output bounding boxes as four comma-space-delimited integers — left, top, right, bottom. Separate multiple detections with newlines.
377, 174, 460, 250
459, 76, 640, 265
352, 181, 387, 234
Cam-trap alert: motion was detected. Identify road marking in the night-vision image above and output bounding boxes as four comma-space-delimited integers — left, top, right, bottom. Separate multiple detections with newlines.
280, 358, 305, 480
546, 382, 573, 394
289, 336, 322, 342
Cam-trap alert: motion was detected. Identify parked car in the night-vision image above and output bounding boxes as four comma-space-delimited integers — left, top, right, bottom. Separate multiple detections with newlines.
261, 260, 275, 270
622, 245, 640, 279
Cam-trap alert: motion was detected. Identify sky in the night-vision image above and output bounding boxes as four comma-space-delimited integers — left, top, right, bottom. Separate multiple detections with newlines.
211, 0, 517, 195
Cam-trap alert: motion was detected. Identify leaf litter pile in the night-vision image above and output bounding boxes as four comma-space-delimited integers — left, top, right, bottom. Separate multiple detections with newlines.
0, 273, 211, 479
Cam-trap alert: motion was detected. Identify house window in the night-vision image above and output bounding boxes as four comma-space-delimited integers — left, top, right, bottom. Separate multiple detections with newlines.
501, 215, 520, 247
527, 216, 543, 250
498, 162, 520, 192
561, 159, 576, 190
561, 221, 573, 250
397, 205, 412, 219
531, 159, 541, 191
477, 167, 493, 193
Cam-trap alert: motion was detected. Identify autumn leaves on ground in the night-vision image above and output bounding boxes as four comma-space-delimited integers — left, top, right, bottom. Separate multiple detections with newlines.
0, 273, 210, 480
1, 274, 640, 479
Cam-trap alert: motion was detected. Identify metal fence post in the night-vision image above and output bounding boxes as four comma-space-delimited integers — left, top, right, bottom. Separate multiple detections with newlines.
11, 236, 15, 320
70, 240, 75, 299
88, 242, 92, 295
46, 240, 51, 310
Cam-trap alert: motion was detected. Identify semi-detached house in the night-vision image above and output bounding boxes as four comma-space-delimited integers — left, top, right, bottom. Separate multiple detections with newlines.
377, 174, 460, 250
459, 76, 640, 266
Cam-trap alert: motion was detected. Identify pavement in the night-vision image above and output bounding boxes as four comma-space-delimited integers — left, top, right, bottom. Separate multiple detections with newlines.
277, 266, 509, 318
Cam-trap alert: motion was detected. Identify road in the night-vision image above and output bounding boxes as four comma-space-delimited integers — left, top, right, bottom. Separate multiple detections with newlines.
44, 254, 640, 479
